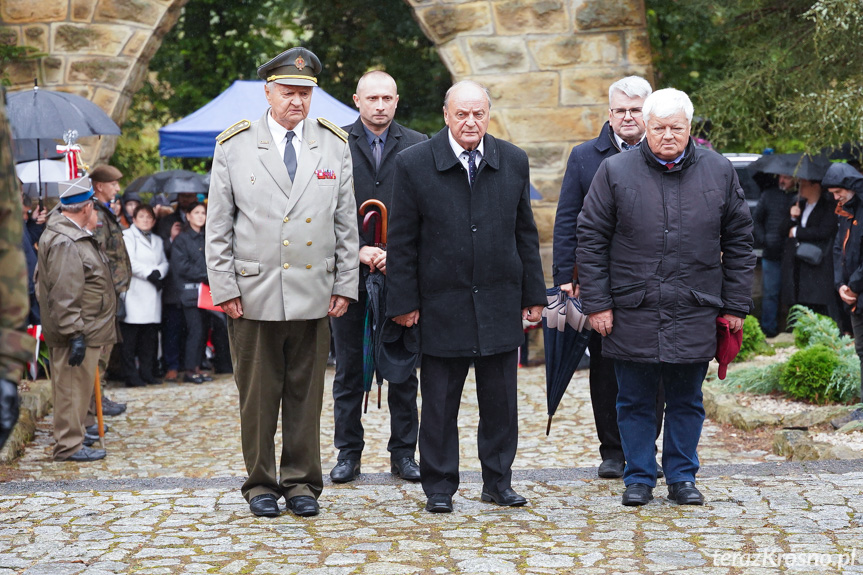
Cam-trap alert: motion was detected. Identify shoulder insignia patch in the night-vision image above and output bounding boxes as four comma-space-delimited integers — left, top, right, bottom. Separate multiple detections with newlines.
216, 119, 251, 144
317, 117, 348, 143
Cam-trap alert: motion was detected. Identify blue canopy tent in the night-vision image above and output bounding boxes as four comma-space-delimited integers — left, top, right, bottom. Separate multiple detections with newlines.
158, 80, 359, 158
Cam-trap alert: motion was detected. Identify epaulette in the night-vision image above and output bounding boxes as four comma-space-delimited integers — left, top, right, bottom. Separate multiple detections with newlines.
216, 119, 251, 144
317, 117, 348, 143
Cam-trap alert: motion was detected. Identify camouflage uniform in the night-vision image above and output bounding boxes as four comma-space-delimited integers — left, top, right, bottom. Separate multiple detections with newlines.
92, 202, 131, 295
0, 96, 36, 383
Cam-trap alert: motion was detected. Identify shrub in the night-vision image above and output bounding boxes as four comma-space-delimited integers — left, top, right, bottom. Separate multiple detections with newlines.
779, 344, 841, 404
718, 362, 784, 394
788, 305, 842, 350
736, 315, 772, 362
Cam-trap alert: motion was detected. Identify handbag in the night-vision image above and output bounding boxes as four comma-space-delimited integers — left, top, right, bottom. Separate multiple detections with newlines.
795, 242, 823, 266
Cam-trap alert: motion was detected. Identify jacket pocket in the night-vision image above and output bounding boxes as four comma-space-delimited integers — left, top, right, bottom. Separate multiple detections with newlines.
611, 281, 646, 308
325, 256, 335, 273
690, 288, 724, 308
235, 259, 260, 277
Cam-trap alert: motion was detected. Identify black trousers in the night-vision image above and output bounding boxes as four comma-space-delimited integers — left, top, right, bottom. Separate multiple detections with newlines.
589, 331, 664, 462
119, 322, 159, 386
419, 350, 518, 497
183, 307, 231, 373
330, 296, 418, 461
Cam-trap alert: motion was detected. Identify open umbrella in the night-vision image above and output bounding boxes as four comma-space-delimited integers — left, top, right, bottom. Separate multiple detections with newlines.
126, 169, 209, 196
748, 152, 831, 181
12, 138, 62, 163
15, 159, 69, 183
359, 198, 388, 412
542, 286, 592, 435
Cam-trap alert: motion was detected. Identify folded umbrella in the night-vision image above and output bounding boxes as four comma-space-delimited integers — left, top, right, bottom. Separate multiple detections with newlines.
715, 316, 743, 380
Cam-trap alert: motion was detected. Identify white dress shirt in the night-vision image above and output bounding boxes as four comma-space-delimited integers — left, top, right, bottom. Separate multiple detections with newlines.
267, 114, 303, 163
448, 129, 484, 185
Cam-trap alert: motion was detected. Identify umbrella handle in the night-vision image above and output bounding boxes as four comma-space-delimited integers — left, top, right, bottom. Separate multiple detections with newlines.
360, 199, 388, 244
95, 367, 106, 448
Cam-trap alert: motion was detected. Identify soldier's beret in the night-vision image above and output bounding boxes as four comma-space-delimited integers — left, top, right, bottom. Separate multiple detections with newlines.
257, 47, 322, 87
89, 165, 123, 183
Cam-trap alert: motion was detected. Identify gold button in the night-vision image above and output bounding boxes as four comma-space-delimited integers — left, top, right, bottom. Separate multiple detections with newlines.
241, 269, 247, 276
283, 216, 289, 223
283, 240, 289, 246
283, 263, 290, 269
306, 241, 312, 246
306, 264, 312, 269
306, 218, 312, 223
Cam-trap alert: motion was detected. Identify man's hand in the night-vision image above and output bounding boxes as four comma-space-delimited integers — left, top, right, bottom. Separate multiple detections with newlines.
840, 285, 858, 306
394, 310, 420, 328
560, 282, 580, 299
589, 310, 613, 337
220, 297, 244, 319
722, 313, 744, 333
359, 246, 386, 274
790, 204, 801, 219
170, 221, 183, 241
522, 305, 544, 322
328, 295, 350, 317
68, 335, 86, 366
31, 206, 47, 225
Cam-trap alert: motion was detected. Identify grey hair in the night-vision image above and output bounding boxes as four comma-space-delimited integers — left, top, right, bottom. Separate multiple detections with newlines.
608, 76, 652, 105
59, 200, 91, 214
443, 80, 492, 109
642, 88, 694, 124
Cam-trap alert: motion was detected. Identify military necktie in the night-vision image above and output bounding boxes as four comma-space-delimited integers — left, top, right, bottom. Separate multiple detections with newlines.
284, 131, 297, 181
468, 149, 478, 187
372, 137, 382, 172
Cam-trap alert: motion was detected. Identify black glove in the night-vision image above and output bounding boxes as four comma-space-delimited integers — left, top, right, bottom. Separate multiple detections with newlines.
146, 270, 162, 287
68, 335, 86, 367
0, 378, 20, 451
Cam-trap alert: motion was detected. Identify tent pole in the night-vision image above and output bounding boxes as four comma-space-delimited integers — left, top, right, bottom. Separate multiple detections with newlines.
159, 156, 164, 172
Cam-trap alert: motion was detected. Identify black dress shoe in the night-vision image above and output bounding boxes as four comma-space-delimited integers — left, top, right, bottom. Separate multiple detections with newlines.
65, 446, 107, 462
425, 493, 453, 513
82, 433, 101, 447
288, 496, 319, 517
481, 487, 527, 507
656, 464, 664, 479
598, 459, 625, 478
125, 379, 147, 388
622, 483, 653, 506
391, 457, 421, 481
330, 459, 360, 483
183, 373, 204, 384
249, 493, 280, 517
667, 481, 704, 505
85, 424, 108, 435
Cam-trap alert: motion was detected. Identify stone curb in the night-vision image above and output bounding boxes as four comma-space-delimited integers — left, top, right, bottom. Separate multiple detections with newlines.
0, 379, 52, 464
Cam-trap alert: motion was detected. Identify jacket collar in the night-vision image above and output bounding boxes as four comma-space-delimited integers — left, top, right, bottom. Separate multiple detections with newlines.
640, 137, 698, 172
430, 128, 499, 173
593, 121, 619, 155
48, 212, 93, 242
348, 118, 405, 170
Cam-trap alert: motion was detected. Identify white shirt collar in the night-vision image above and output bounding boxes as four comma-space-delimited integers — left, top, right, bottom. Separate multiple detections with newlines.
267, 113, 304, 144
448, 129, 484, 160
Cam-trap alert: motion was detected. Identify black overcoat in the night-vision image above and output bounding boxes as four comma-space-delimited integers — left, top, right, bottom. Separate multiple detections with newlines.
386, 129, 547, 358
780, 193, 838, 307
577, 140, 755, 363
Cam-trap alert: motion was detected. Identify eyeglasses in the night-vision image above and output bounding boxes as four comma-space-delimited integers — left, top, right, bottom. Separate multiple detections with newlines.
610, 108, 643, 119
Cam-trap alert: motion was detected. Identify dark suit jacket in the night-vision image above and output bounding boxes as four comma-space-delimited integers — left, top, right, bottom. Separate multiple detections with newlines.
344, 118, 427, 291
552, 121, 621, 285
386, 128, 546, 357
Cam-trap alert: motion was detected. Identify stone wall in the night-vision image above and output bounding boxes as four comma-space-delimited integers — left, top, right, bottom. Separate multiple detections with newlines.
0, 0, 189, 163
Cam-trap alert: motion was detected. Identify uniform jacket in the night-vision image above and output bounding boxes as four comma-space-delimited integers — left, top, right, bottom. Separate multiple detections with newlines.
36, 214, 118, 348
780, 193, 837, 306
577, 139, 755, 363
206, 111, 360, 321
552, 121, 622, 286
122, 225, 169, 324
172, 227, 209, 308
344, 118, 427, 291
386, 129, 547, 358
93, 201, 132, 294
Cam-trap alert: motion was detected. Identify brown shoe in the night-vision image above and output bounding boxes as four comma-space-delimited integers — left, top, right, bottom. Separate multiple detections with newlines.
164, 370, 178, 382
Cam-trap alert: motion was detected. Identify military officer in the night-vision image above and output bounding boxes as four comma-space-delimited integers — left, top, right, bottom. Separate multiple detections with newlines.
206, 47, 359, 518
0, 95, 36, 451
37, 177, 118, 462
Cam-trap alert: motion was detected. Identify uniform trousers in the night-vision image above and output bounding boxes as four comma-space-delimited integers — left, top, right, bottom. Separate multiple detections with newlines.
589, 332, 664, 462
419, 350, 518, 497
228, 316, 329, 503
49, 345, 102, 460
331, 297, 418, 462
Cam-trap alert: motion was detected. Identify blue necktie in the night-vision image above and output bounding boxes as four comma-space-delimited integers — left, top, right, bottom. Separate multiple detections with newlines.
284, 131, 297, 181
468, 149, 478, 187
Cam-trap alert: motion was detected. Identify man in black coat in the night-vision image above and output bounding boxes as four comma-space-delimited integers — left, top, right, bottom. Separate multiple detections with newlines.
329, 71, 428, 484
577, 88, 754, 507
552, 75, 663, 479
387, 81, 546, 513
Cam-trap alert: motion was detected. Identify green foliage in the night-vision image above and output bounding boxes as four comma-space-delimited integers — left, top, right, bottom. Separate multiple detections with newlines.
788, 304, 847, 350
829, 346, 862, 404
737, 315, 772, 361
779, 344, 841, 404
718, 362, 784, 395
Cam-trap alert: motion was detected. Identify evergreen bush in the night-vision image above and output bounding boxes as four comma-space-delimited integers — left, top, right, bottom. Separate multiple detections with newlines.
779, 344, 841, 404
736, 315, 772, 361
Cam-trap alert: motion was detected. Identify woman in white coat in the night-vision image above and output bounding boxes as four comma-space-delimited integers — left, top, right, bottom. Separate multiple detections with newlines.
121, 204, 170, 387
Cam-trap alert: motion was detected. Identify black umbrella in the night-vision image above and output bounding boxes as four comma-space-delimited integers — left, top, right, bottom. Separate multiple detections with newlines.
126, 170, 209, 196
12, 138, 62, 163
542, 286, 591, 436
748, 152, 831, 181
822, 143, 863, 163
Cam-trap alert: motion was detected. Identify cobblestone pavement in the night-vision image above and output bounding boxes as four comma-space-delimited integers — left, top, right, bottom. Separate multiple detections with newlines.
1, 366, 862, 574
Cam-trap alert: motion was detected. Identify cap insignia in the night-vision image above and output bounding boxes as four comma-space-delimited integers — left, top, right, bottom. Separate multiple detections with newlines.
295, 57, 305, 71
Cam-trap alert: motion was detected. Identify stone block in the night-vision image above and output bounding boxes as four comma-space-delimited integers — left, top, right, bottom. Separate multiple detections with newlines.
0, 409, 34, 464
531, 202, 557, 244
23, 26, 49, 53
466, 37, 531, 74
19, 379, 53, 419
437, 40, 471, 77
72, 0, 98, 21
94, 0, 165, 27
531, 173, 564, 203
92, 87, 121, 116
122, 30, 151, 58
836, 420, 863, 434
0, 27, 19, 47
414, 3, 492, 44
487, 116, 511, 141
772, 428, 810, 459
522, 142, 568, 171
2, 0, 67, 23
575, 0, 645, 31
561, 68, 632, 106
493, 0, 569, 35
483, 72, 559, 108
54, 24, 130, 55
782, 405, 852, 429
625, 30, 652, 66
68, 57, 131, 85
41, 57, 65, 85
500, 106, 601, 143
5, 60, 39, 86
528, 32, 624, 70
728, 407, 781, 431
824, 444, 863, 459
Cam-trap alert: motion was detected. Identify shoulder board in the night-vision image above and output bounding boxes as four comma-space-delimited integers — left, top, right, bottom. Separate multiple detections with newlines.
317, 117, 348, 143
216, 120, 251, 144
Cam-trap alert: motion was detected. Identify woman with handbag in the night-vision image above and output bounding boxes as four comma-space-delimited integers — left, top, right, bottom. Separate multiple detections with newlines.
781, 176, 841, 325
